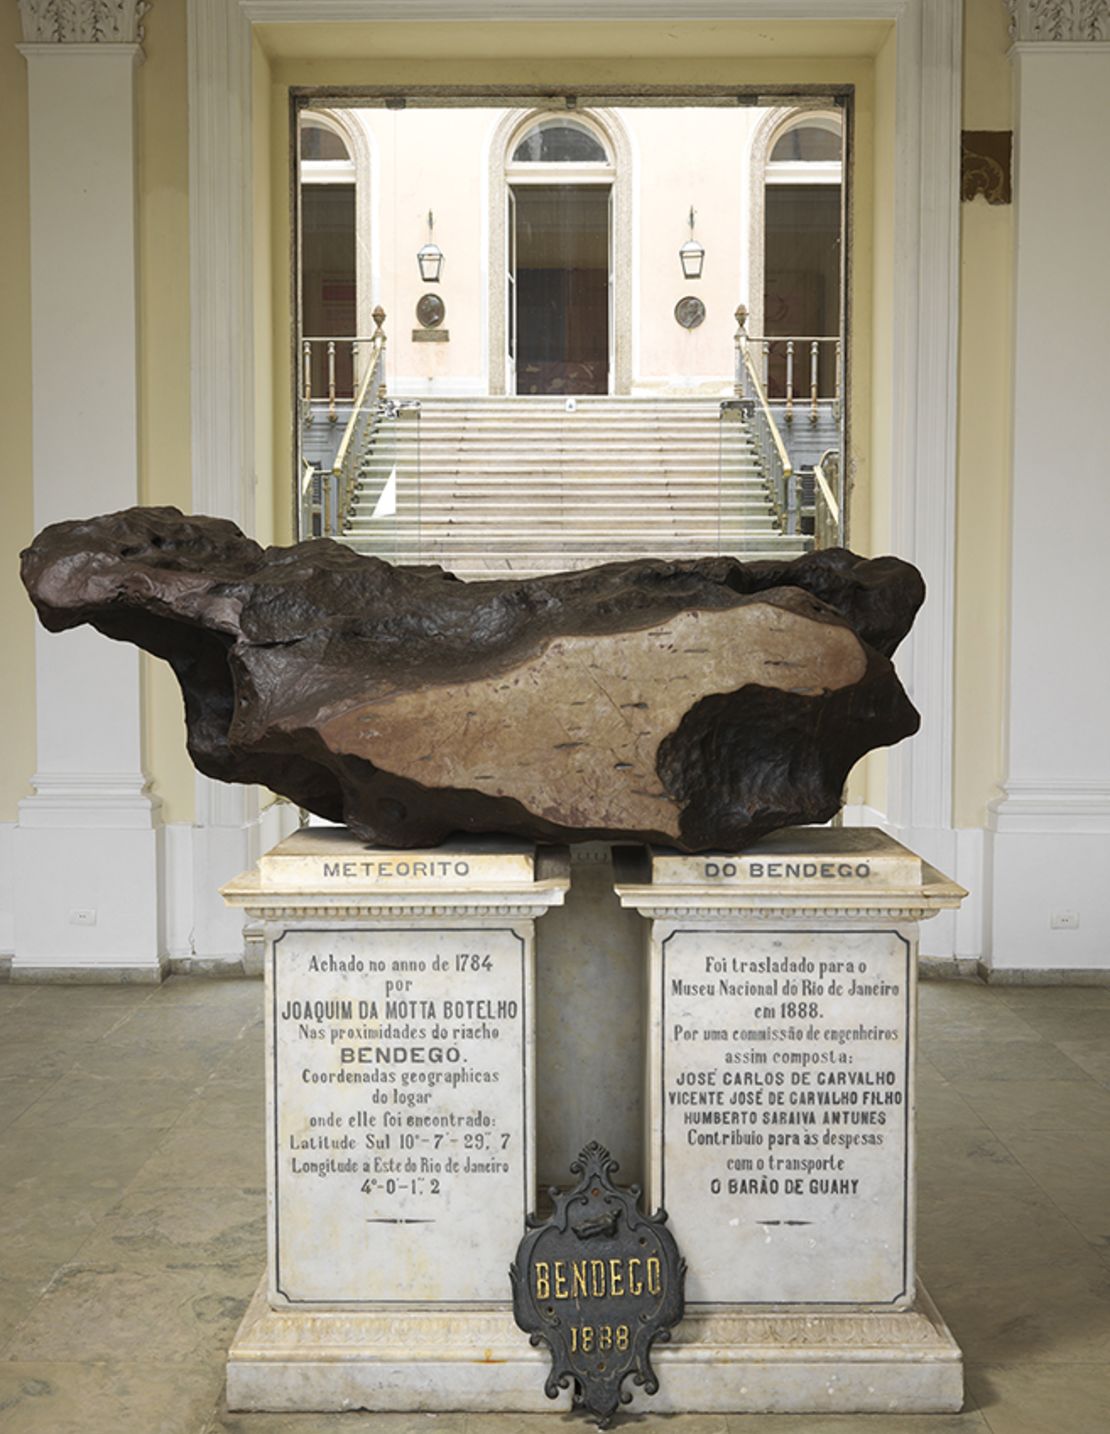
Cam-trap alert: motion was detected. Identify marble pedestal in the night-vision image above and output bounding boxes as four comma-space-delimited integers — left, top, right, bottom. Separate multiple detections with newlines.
220, 830, 570, 1412
615, 828, 967, 1413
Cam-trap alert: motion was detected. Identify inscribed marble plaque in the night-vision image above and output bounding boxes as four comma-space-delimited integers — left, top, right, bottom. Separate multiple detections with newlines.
659, 928, 910, 1305
271, 926, 530, 1303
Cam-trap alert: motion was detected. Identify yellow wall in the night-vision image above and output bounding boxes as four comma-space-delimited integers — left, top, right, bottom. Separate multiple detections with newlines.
138, 0, 194, 823
954, 0, 1013, 828
0, 2, 35, 822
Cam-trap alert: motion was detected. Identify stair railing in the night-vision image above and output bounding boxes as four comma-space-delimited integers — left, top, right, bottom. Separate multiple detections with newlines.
301, 334, 379, 426
813, 448, 842, 550
734, 305, 798, 535
327, 306, 387, 536
734, 329, 842, 426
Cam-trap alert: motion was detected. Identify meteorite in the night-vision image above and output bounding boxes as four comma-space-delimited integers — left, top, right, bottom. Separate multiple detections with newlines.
21, 507, 924, 852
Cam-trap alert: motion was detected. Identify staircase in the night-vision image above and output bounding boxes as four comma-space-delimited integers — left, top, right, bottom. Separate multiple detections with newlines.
340, 395, 812, 578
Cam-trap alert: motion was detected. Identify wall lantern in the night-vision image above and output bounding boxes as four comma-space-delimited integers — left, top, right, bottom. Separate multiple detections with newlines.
417, 211, 444, 283
679, 206, 705, 280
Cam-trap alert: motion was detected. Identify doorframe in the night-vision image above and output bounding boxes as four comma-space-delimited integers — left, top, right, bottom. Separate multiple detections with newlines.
189, 0, 961, 861
487, 108, 632, 396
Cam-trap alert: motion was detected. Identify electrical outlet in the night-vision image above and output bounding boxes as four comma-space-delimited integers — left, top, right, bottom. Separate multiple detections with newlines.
1050, 910, 1079, 931
69, 908, 97, 927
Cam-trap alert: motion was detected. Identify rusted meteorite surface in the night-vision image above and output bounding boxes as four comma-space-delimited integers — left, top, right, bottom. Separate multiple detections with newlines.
21, 507, 924, 852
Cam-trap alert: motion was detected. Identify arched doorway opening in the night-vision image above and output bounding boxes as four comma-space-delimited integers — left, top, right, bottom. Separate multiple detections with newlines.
488, 109, 632, 395
749, 107, 844, 405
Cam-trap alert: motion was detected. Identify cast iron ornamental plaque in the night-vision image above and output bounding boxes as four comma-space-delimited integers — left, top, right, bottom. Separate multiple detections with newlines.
511, 1142, 686, 1427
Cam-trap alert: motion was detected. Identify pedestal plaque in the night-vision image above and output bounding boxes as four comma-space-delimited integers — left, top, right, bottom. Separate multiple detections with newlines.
221, 830, 571, 1412
615, 829, 968, 1414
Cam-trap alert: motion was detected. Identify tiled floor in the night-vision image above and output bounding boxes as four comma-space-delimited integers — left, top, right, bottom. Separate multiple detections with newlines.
0, 976, 1108, 1433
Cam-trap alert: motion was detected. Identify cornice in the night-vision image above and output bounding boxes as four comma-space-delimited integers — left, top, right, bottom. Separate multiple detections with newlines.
19, 0, 150, 44
1005, 0, 1110, 42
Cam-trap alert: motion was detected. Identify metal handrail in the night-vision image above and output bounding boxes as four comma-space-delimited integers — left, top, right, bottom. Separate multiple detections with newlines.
733, 306, 797, 534
301, 335, 378, 424
745, 332, 842, 424
813, 448, 841, 550
327, 307, 387, 535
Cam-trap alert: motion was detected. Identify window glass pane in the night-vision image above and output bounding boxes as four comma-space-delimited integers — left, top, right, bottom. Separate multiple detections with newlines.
512, 121, 608, 164
301, 122, 350, 162
769, 124, 841, 163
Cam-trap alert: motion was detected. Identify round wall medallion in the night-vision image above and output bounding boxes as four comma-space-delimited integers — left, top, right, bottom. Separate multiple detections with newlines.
674, 296, 706, 330
416, 293, 446, 329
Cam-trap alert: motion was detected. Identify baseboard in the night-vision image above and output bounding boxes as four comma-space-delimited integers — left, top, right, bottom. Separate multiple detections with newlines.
10, 958, 166, 985
976, 963, 1110, 987
167, 954, 257, 977
0, 820, 13, 958
919, 955, 983, 982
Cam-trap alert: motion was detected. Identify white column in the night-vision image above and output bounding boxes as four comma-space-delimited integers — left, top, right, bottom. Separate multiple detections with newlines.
187, 0, 271, 965
988, 9, 1110, 972
14, 4, 164, 981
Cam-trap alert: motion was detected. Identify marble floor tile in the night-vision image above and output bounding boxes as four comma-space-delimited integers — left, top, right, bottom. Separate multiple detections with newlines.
16, 983, 157, 1012
0, 1009, 124, 1078
208, 1414, 470, 1434
1053, 1036, 1110, 1086
208, 1029, 266, 1086
915, 1064, 990, 1129
992, 984, 1110, 1010
7, 1069, 201, 1134
5, 1261, 256, 1364
987, 1004, 1110, 1044
129, 1111, 267, 1191
950, 1075, 1110, 1134
0, 1108, 183, 1202
0, 1076, 57, 1132
919, 984, 1042, 1040
921, 1035, 1088, 1084
921, 1256, 1110, 1364
75, 1185, 267, 1275
967, 1361, 1110, 1434
990, 1126, 1110, 1252
0, 1280, 43, 1357
0, 1361, 223, 1434
152, 976, 264, 1010
725, 1415, 990, 1433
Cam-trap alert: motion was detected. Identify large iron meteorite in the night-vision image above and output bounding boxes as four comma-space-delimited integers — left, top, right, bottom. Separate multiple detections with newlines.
21, 507, 923, 852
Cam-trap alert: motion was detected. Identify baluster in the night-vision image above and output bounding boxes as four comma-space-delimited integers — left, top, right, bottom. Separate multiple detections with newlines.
835, 339, 843, 424
762, 341, 770, 393
327, 341, 337, 423
302, 341, 313, 424
810, 340, 820, 423
785, 340, 795, 422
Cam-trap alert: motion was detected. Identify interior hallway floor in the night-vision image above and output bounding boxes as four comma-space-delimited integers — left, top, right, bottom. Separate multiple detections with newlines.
0, 976, 1108, 1434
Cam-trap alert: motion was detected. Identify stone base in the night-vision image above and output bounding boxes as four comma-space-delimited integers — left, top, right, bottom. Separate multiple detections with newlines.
226, 1276, 962, 1414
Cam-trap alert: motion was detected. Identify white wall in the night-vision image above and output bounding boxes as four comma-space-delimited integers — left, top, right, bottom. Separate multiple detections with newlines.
988, 44, 1110, 974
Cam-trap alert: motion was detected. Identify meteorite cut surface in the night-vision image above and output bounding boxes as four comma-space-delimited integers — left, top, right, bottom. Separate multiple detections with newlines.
21, 508, 924, 852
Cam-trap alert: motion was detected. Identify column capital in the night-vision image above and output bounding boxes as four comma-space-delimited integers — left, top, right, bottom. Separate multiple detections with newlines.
18, 0, 150, 45
1004, 0, 1110, 43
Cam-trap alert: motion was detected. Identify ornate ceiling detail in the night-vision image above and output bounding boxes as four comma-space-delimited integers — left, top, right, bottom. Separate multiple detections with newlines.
19, 0, 151, 44
1005, 0, 1110, 41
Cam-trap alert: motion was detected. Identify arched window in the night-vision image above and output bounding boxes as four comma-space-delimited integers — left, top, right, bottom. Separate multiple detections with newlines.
768, 120, 842, 164
510, 117, 609, 165
298, 114, 358, 402
502, 113, 617, 396
300, 120, 352, 163
757, 110, 843, 403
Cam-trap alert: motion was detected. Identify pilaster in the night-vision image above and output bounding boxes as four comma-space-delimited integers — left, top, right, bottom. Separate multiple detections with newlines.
14, 2, 164, 981
988, 10, 1110, 970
